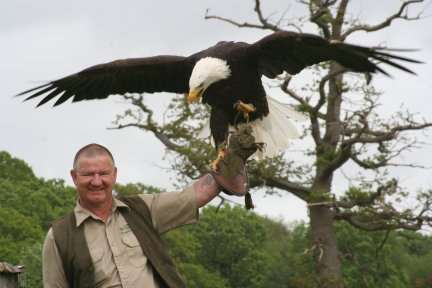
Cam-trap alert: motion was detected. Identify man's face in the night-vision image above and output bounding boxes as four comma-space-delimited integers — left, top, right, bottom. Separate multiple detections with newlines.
71, 154, 117, 209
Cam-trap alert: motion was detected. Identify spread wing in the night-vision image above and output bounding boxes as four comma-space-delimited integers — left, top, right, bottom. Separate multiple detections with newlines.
251, 31, 421, 78
17, 55, 194, 107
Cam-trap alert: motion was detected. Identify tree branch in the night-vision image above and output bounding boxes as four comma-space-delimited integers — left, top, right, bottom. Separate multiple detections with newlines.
264, 177, 311, 201
336, 179, 397, 209
335, 185, 432, 232
253, 0, 282, 31
349, 140, 425, 170
205, 0, 281, 32
280, 74, 310, 108
315, 67, 349, 114
341, 0, 425, 40
342, 121, 432, 146
279, 74, 325, 145
335, 208, 432, 231
247, 156, 312, 201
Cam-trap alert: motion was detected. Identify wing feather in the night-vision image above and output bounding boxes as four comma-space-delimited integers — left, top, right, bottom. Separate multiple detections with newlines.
18, 55, 194, 106
36, 88, 63, 107
22, 85, 54, 101
251, 31, 420, 77
53, 90, 75, 106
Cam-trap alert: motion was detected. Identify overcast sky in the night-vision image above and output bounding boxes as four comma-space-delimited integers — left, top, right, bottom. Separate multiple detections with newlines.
1, 0, 431, 224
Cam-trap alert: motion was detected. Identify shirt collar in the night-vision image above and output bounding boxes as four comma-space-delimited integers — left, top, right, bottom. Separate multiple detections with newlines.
74, 197, 130, 227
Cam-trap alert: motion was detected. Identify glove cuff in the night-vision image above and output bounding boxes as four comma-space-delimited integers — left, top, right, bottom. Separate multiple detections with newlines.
210, 167, 248, 196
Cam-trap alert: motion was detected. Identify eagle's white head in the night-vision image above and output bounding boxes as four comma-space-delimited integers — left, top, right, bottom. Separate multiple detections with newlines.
187, 57, 231, 103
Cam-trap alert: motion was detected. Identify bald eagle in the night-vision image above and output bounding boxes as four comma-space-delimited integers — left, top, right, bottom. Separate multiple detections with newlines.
18, 31, 419, 157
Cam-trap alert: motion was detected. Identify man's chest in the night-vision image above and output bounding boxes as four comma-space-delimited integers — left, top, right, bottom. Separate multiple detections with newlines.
83, 213, 157, 287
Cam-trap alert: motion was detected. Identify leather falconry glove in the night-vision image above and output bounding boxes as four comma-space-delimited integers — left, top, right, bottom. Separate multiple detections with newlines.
210, 125, 262, 209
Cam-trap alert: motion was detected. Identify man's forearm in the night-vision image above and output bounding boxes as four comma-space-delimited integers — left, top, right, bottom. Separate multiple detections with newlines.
193, 174, 221, 208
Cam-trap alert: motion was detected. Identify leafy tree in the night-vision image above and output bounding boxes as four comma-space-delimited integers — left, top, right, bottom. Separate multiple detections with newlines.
0, 151, 36, 183
0, 206, 43, 263
176, 263, 229, 288
193, 206, 270, 288
111, 1, 432, 286
0, 151, 75, 287
397, 231, 432, 287
335, 223, 410, 287
20, 242, 44, 288
164, 205, 297, 288
165, 205, 432, 288
278, 223, 316, 288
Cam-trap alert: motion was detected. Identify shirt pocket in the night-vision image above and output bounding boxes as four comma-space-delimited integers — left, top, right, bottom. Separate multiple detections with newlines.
120, 229, 147, 268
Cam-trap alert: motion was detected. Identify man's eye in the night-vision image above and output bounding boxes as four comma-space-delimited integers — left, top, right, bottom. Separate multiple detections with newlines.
79, 173, 92, 177
78, 171, 111, 177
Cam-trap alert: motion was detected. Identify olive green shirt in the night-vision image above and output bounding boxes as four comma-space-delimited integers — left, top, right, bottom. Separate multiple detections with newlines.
43, 186, 198, 288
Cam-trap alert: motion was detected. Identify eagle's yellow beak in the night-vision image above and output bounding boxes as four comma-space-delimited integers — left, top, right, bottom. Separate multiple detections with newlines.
187, 88, 203, 104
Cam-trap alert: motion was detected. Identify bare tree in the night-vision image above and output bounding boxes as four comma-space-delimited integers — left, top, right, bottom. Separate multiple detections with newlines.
112, 0, 432, 286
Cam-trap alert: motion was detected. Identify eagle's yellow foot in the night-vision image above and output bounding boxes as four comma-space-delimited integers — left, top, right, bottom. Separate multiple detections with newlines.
211, 148, 227, 172
234, 101, 256, 122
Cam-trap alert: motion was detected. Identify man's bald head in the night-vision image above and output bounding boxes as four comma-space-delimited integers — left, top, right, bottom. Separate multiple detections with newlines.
72, 143, 115, 170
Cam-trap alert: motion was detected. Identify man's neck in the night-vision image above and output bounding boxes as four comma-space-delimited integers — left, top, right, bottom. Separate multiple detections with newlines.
80, 198, 113, 222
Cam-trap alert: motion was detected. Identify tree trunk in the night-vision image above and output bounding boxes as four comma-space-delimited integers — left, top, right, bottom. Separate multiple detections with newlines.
309, 204, 343, 287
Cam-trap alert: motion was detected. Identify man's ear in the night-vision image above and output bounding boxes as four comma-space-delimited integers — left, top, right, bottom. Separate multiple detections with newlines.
70, 169, 78, 185
113, 167, 118, 181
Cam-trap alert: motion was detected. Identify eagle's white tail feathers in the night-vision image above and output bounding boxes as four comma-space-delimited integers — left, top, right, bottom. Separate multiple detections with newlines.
198, 96, 307, 159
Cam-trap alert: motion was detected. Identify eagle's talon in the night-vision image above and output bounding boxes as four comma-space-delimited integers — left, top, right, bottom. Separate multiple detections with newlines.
234, 100, 256, 123
234, 101, 256, 113
211, 148, 227, 172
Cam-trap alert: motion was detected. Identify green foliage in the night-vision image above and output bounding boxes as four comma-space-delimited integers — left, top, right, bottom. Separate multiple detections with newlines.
316, 149, 338, 168
335, 222, 432, 288
2, 151, 432, 288
0, 151, 36, 182
114, 182, 162, 196
164, 206, 314, 288
20, 242, 43, 288
344, 186, 372, 203
193, 206, 270, 287
0, 151, 75, 286
164, 207, 432, 288
280, 223, 316, 287
397, 231, 432, 288
177, 263, 229, 288
164, 205, 270, 288
0, 207, 43, 263
186, 209, 432, 288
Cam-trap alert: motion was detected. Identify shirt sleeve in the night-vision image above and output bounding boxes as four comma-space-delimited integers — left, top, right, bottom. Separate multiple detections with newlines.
140, 184, 198, 234
42, 228, 69, 288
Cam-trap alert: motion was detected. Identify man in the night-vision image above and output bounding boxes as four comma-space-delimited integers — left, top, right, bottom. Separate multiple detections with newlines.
43, 128, 258, 287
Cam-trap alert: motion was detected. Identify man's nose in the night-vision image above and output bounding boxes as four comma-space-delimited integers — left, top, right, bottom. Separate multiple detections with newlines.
90, 173, 103, 185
